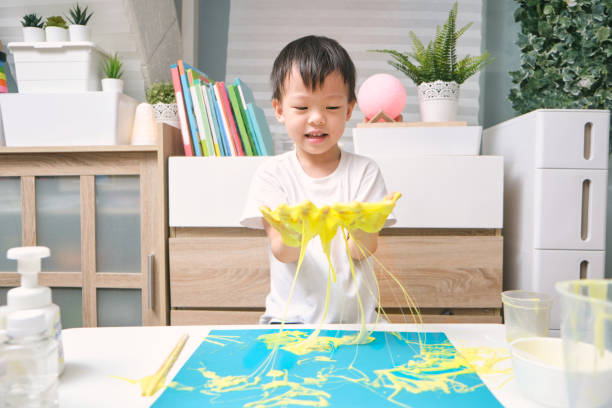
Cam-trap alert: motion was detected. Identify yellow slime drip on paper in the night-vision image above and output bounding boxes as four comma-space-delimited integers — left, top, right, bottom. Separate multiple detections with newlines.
115, 334, 189, 396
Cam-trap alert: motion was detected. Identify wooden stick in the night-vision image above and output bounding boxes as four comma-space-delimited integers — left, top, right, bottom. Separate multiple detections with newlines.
140, 333, 189, 396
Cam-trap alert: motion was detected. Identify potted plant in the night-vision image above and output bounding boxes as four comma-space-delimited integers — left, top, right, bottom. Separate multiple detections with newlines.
44, 16, 68, 42
371, 2, 493, 122
66, 3, 93, 42
21, 13, 45, 42
145, 81, 178, 127
101, 53, 124, 92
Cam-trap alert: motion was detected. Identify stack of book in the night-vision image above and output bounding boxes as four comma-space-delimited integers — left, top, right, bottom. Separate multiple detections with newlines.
171, 60, 273, 157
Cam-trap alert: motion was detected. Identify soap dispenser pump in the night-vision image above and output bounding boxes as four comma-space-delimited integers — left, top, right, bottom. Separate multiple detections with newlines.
1, 246, 64, 374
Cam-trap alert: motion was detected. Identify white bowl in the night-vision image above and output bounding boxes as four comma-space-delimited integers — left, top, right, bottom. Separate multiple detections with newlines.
511, 337, 568, 408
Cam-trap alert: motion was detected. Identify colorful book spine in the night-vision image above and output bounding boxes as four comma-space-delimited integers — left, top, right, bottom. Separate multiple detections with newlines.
177, 60, 202, 156
217, 82, 245, 156
247, 103, 274, 156
207, 86, 227, 156
170, 64, 193, 156
191, 78, 215, 156
212, 84, 235, 155
201, 83, 221, 156
227, 84, 254, 156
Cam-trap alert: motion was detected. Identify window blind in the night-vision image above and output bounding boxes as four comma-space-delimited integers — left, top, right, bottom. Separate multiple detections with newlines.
225, 0, 484, 153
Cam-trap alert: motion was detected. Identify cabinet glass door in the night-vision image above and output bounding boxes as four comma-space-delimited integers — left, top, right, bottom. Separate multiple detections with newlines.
0, 177, 22, 271
36, 176, 81, 272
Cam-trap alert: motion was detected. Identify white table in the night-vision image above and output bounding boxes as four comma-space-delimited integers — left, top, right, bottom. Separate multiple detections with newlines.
59, 324, 546, 407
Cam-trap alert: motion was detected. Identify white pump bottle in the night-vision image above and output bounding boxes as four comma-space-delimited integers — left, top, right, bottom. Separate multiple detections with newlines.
0, 246, 64, 374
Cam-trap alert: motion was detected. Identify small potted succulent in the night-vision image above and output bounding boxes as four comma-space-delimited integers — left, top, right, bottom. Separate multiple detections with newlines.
44, 16, 69, 42
21, 13, 45, 42
145, 81, 178, 127
101, 53, 124, 92
66, 3, 94, 42
371, 2, 493, 122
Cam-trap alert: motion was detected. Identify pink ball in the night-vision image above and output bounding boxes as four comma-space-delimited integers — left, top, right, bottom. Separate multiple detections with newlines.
357, 74, 407, 121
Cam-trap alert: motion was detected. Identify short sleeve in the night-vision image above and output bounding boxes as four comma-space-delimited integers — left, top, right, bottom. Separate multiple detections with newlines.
240, 161, 287, 229
354, 158, 397, 228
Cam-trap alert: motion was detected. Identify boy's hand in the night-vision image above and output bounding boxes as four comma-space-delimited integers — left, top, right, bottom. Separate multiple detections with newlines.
260, 204, 302, 247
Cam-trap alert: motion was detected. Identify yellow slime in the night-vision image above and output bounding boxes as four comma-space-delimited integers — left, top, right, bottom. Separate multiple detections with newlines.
259, 193, 401, 345
115, 333, 189, 396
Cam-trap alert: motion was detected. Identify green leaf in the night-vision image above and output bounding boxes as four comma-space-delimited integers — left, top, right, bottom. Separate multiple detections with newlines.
596, 26, 610, 42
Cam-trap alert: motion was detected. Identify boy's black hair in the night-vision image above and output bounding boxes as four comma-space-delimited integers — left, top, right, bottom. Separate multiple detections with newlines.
271, 35, 356, 102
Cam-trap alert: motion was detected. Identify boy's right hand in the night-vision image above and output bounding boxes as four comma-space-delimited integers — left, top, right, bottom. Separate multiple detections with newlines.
260, 204, 302, 247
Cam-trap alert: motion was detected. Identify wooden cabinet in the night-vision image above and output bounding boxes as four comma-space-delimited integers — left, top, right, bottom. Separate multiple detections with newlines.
168, 156, 504, 325
169, 227, 502, 325
0, 124, 182, 327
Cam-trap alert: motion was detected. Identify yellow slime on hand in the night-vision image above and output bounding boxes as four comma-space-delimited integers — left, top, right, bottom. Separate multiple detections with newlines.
259, 193, 401, 343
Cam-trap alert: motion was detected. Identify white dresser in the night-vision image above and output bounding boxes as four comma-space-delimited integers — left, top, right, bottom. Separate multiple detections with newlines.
482, 109, 610, 329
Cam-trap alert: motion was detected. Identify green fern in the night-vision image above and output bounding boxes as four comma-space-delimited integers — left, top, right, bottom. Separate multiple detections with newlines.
103, 53, 124, 79
370, 2, 493, 85
21, 13, 44, 28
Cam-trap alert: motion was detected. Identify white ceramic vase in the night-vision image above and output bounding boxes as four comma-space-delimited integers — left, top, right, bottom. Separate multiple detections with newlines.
68, 24, 90, 42
417, 80, 460, 122
131, 103, 158, 145
101, 78, 124, 93
45, 26, 68, 42
22, 27, 45, 42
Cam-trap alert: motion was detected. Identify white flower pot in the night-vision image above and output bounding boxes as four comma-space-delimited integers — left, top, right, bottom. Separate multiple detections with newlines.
68, 24, 90, 42
152, 103, 179, 128
417, 80, 460, 122
101, 78, 124, 93
22, 27, 45, 42
45, 26, 68, 42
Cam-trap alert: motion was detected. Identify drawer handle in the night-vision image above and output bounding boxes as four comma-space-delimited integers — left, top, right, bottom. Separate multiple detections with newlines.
583, 122, 592, 160
580, 260, 589, 279
148, 254, 154, 310
581, 179, 590, 241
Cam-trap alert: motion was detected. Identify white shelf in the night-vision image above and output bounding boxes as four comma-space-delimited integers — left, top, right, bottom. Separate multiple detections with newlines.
169, 155, 503, 229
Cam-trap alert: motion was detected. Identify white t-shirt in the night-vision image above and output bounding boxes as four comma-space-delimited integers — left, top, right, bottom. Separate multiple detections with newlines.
240, 149, 396, 324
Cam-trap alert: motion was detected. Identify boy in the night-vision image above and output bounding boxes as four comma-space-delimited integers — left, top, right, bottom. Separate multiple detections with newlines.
240, 35, 396, 324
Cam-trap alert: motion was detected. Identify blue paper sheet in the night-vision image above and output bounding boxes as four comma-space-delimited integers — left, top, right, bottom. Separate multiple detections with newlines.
152, 329, 503, 407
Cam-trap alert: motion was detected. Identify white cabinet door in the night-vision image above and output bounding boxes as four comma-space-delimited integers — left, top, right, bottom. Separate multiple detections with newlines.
533, 249, 605, 329
534, 169, 607, 250
536, 110, 609, 169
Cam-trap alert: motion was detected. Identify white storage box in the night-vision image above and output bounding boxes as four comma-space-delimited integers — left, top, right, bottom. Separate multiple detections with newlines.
0, 92, 138, 146
8, 41, 109, 93
353, 125, 482, 156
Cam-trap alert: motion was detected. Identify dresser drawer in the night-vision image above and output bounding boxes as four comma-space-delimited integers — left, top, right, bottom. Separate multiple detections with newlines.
376, 232, 503, 308
170, 229, 503, 312
169, 232, 270, 308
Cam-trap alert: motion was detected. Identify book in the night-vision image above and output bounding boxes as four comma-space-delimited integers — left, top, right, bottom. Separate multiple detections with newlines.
177, 60, 202, 156
170, 64, 194, 156
247, 103, 274, 156
227, 84, 254, 156
234, 78, 255, 109
230, 84, 260, 156
217, 82, 246, 156
212, 84, 236, 155
201, 83, 221, 156
191, 78, 215, 156
207, 85, 227, 156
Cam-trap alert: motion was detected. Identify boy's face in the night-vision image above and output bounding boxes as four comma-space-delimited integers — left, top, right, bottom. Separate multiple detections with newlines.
272, 66, 355, 158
